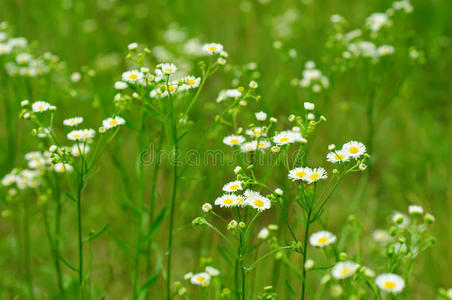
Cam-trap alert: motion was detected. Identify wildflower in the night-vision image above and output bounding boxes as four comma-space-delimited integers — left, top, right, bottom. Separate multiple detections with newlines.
304, 102, 315, 110
32, 101, 52, 113
205, 266, 220, 276
375, 273, 405, 294
223, 135, 245, 146
128, 42, 138, 50
228, 220, 238, 230
275, 188, 283, 195
28, 158, 46, 169
21, 100, 29, 107
122, 70, 144, 84
305, 259, 314, 270
359, 163, 367, 170
67, 129, 95, 141
258, 227, 270, 239
424, 213, 435, 224
246, 127, 266, 137
246, 194, 271, 211
202, 43, 223, 55
190, 272, 211, 286
157, 63, 177, 75
71, 72, 81, 82
331, 284, 343, 297
54, 163, 73, 173
328, 144, 336, 151
331, 261, 359, 279
202, 203, 212, 212
63, 117, 83, 127
408, 205, 423, 216
71, 144, 90, 156
378, 45, 395, 56
222, 180, 243, 192
102, 116, 126, 130
181, 76, 201, 90
326, 150, 350, 163
215, 194, 238, 208
310, 231, 337, 247
241, 141, 257, 152
288, 167, 310, 181
2, 173, 16, 186
114, 81, 128, 90
255, 111, 267, 121
271, 146, 280, 152
273, 130, 304, 145
307, 113, 315, 120
392, 212, 410, 227
234, 166, 242, 174
364, 267, 376, 277
366, 13, 389, 32
0, 43, 12, 55
342, 141, 366, 158
249, 81, 258, 89
216, 89, 242, 102
16, 53, 32, 64
373, 229, 390, 243
305, 167, 328, 184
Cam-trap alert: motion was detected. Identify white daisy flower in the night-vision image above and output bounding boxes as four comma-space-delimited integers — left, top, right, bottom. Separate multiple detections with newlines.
54, 163, 73, 173
16, 53, 32, 64
288, 167, 310, 181
223, 180, 243, 192
184, 272, 193, 280
255, 111, 267, 121
392, 212, 410, 228
257, 140, 271, 150
32, 101, 51, 113
245, 127, 266, 137
71, 144, 90, 156
244, 189, 262, 198
202, 43, 224, 55
304, 102, 315, 110
326, 150, 350, 163
273, 130, 304, 145
205, 266, 220, 276
114, 81, 128, 90
258, 227, 270, 239
181, 76, 201, 90
216, 89, 242, 102
67, 129, 95, 141
202, 203, 212, 212
2, 173, 16, 186
190, 272, 211, 286
157, 63, 177, 75
0, 43, 13, 55
223, 135, 245, 147
341, 141, 366, 158
309, 231, 337, 247
332, 261, 359, 279
215, 194, 237, 208
372, 229, 390, 243
375, 273, 405, 293
28, 158, 46, 169
246, 194, 271, 211
63, 117, 83, 127
378, 45, 395, 56
366, 13, 389, 32
241, 141, 257, 152
305, 167, 328, 184
408, 205, 423, 216
25, 151, 42, 160
102, 116, 126, 130
122, 70, 144, 84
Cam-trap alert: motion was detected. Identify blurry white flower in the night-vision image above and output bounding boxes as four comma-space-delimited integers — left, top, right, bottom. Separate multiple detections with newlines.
32, 101, 52, 113
223, 135, 245, 146
102, 116, 126, 130
190, 272, 210, 286
375, 273, 405, 293
305, 259, 314, 270
275, 188, 283, 195
70, 72, 81, 82
332, 261, 359, 279
122, 70, 144, 84
304, 102, 315, 110
128, 42, 138, 50
202, 203, 212, 212
222, 180, 243, 192
310, 231, 337, 247
63, 117, 83, 127
249, 81, 258, 89
114, 81, 128, 90
205, 266, 220, 276
373, 229, 390, 243
366, 13, 389, 32
54, 163, 73, 173
245, 194, 271, 211
202, 43, 223, 55
408, 205, 423, 216
378, 45, 395, 56
258, 227, 270, 239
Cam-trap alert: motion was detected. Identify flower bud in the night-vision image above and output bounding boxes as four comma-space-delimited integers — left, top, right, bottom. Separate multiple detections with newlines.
275, 188, 283, 195
202, 203, 212, 212
304, 102, 315, 110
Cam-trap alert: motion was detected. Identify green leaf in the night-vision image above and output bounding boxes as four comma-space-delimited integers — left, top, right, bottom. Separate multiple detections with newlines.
285, 280, 297, 299
56, 252, 78, 272
142, 207, 167, 244
84, 224, 110, 243
139, 274, 159, 293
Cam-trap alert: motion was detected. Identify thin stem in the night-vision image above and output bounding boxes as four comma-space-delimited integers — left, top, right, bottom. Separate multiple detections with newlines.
300, 208, 312, 300
23, 200, 34, 299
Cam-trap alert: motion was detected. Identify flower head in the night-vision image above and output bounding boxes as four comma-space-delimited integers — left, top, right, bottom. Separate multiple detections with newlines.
215, 194, 238, 208
190, 272, 211, 286
102, 116, 126, 130
202, 43, 224, 55
223, 180, 243, 192
223, 135, 245, 147
310, 231, 337, 247
332, 261, 359, 279
122, 70, 144, 84
32, 101, 52, 113
245, 194, 271, 211
342, 141, 366, 159
375, 273, 405, 293
305, 167, 327, 184
326, 150, 350, 163
63, 117, 83, 127
288, 167, 310, 181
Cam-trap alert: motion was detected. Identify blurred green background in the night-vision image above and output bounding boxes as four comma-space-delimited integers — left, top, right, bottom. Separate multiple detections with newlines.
0, 0, 450, 299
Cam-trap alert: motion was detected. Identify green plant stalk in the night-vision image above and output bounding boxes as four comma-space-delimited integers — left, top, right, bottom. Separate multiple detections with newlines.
166, 81, 179, 300
239, 230, 246, 300
76, 146, 87, 300
133, 109, 147, 299
53, 173, 64, 295
23, 200, 34, 300
300, 207, 312, 300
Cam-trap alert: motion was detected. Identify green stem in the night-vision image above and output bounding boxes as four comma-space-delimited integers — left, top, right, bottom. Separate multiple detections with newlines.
300, 208, 312, 300
23, 200, 34, 299
76, 154, 86, 299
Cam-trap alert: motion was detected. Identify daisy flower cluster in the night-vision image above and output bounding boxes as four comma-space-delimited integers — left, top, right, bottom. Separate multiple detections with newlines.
299, 61, 330, 93
183, 265, 220, 288
214, 181, 271, 211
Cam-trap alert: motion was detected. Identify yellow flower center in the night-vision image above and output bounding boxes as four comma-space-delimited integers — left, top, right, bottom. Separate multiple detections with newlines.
224, 199, 234, 205
254, 130, 261, 135
236, 197, 244, 204
165, 68, 173, 73
384, 281, 396, 289
197, 276, 205, 282
334, 154, 345, 160
230, 184, 239, 190
188, 79, 195, 85
129, 74, 138, 80
229, 138, 239, 144
280, 137, 290, 143
208, 46, 217, 51
295, 171, 306, 178
109, 120, 118, 126
341, 267, 351, 276
349, 146, 359, 154
253, 200, 264, 207
73, 134, 80, 138
258, 142, 265, 147
318, 237, 329, 244
70, 120, 75, 124
310, 173, 320, 180
168, 85, 175, 92
38, 106, 44, 110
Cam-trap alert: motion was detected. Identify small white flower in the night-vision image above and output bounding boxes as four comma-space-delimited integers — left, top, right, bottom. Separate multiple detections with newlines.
342, 141, 366, 159
326, 150, 350, 163
310, 231, 337, 247
249, 81, 258, 89
205, 266, 220, 276
223, 135, 245, 146
255, 111, 267, 121
305, 167, 328, 184
245, 194, 271, 211
234, 166, 242, 174
273, 130, 304, 145
2, 173, 16, 186
21, 100, 29, 107
71, 144, 90, 156
32, 101, 52, 113
102, 116, 126, 130
128, 42, 138, 50
408, 205, 423, 216
288, 167, 310, 181
67, 129, 95, 141
63, 117, 83, 127
258, 227, 270, 240
328, 144, 336, 151
364, 267, 376, 278
202, 43, 224, 55
307, 113, 315, 120
122, 70, 144, 84
190, 272, 211, 286
375, 273, 405, 294
275, 188, 283, 195
215, 194, 238, 208
392, 212, 410, 227
114, 81, 128, 90
54, 163, 73, 173
181, 76, 201, 89
184, 272, 193, 280
366, 13, 389, 32
223, 180, 243, 192
202, 203, 212, 212
70, 72, 81, 82
378, 45, 395, 56
157, 63, 177, 75
359, 163, 367, 171
304, 102, 315, 110
304, 259, 314, 270
372, 229, 390, 243
331, 261, 359, 279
